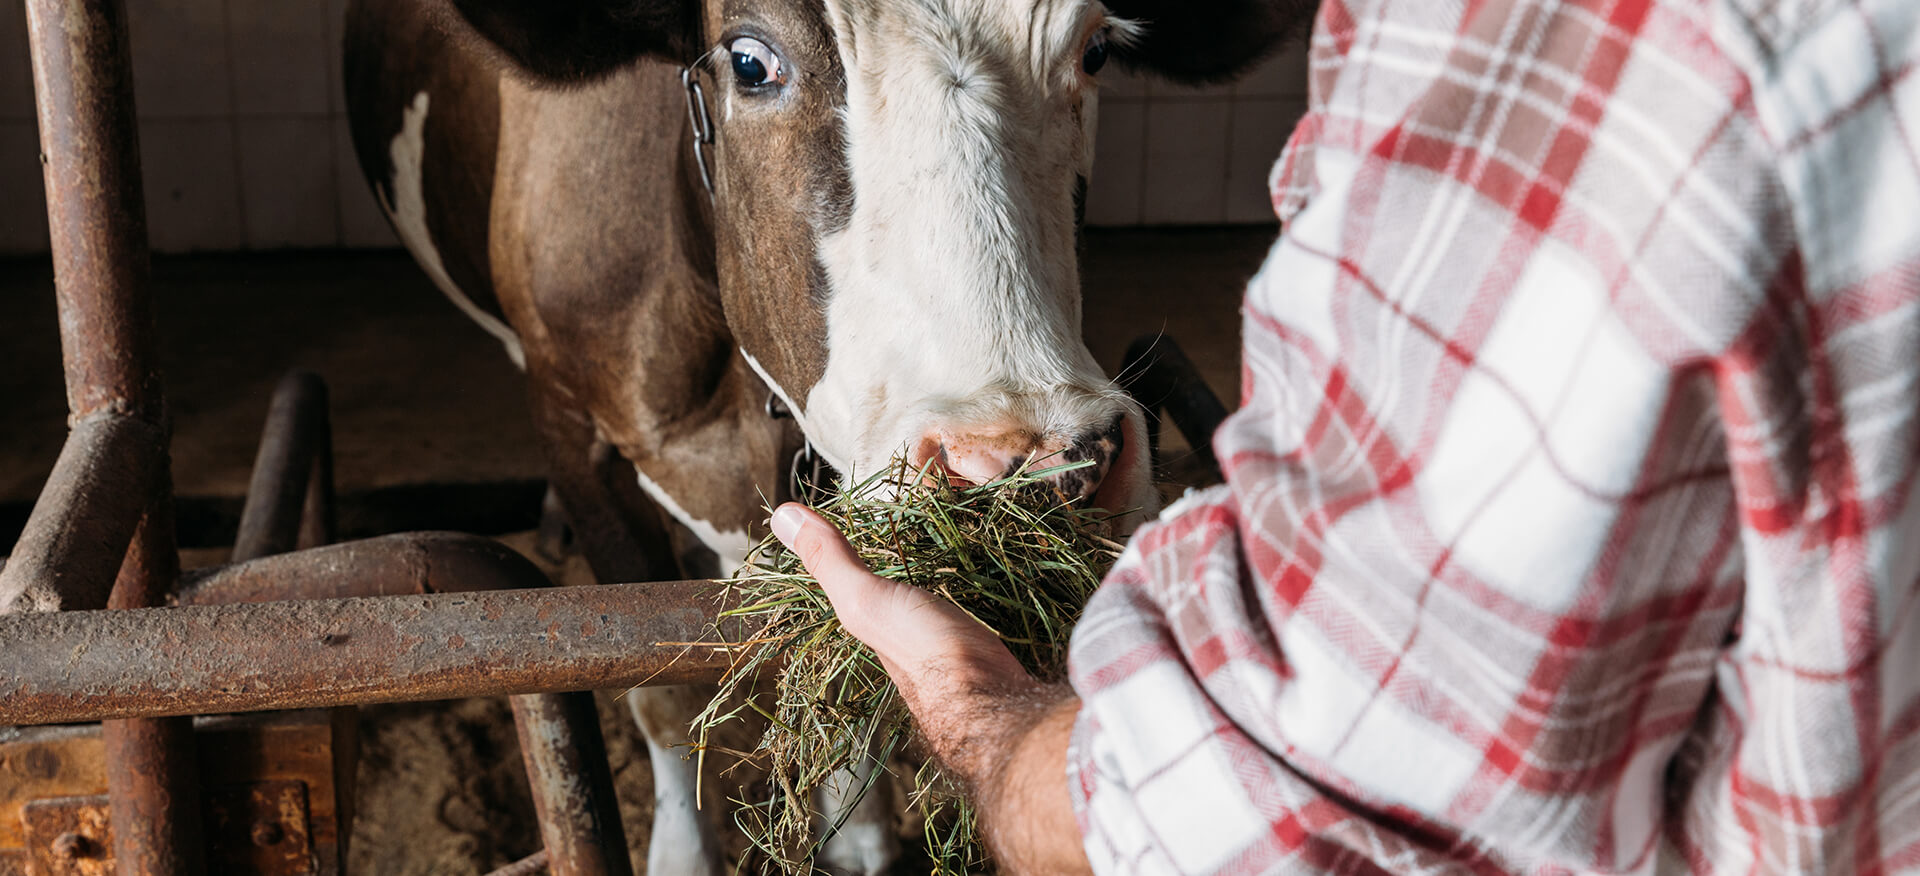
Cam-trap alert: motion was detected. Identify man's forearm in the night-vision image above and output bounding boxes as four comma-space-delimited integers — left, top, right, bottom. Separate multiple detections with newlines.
768, 505, 1093, 873
973, 694, 1092, 875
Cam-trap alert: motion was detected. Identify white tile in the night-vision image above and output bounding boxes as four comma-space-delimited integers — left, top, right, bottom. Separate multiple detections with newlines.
0, 0, 34, 121
237, 116, 338, 248
1142, 100, 1230, 225
1085, 99, 1144, 227
228, 0, 330, 115
333, 115, 395, 247
1224, 99, 1304, 224
325, 0, 347, 114
127, 0, 232, 118
1234, 40, 1310, 98
141, 118, 244, 252
0, 121, 49, 253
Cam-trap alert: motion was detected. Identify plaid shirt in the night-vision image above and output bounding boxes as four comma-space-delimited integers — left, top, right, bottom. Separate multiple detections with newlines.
1067, 0, 1920, 873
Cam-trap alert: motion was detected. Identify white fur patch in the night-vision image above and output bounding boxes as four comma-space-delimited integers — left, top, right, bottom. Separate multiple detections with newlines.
633, 464, 752, 572
377, 91, 527, 370
805, 0, 1127, 477
627, 692, 724, 876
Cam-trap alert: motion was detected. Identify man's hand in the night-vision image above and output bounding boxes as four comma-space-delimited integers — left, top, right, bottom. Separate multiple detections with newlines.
771, 503, 1093, 874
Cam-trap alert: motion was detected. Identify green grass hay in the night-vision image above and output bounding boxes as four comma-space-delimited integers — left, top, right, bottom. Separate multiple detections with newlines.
691, 458, 1123, 874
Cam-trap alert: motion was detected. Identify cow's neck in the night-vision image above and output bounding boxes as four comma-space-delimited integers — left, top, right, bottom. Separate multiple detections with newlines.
490, 61, 795, 574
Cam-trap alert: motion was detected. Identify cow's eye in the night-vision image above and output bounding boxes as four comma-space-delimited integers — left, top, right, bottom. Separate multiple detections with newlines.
1082, 30, 1109, 75
729, 37, 785, 88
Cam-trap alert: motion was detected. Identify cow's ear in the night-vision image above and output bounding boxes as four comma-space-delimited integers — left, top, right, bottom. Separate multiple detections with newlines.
449, 0, 702, 81
1104, 0, 1315, 84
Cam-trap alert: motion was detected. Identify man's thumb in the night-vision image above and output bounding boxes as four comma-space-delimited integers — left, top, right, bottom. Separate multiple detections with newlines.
770, 503, 902, 646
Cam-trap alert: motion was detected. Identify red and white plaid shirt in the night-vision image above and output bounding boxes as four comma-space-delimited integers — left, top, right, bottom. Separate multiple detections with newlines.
1067, 0, 1920, 872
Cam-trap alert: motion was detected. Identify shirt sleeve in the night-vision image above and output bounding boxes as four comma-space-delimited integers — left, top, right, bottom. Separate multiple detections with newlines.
1065, 1, 1920, 873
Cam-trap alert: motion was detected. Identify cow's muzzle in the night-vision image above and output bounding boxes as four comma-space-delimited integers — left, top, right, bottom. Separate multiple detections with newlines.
913, 412, 1127, 505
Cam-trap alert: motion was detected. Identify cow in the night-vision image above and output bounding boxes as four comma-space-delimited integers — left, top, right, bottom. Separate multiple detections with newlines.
343, 0, 1302, 871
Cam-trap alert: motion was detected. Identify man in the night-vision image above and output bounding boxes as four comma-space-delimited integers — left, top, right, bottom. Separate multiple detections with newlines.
772, 0, 1920, 871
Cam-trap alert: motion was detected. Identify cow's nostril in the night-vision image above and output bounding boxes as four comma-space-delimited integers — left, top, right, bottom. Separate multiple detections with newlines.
1035, 414, 1127, 504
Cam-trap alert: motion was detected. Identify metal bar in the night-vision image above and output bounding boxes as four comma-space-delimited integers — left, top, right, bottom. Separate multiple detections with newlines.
103, 486, 206, 876
233, 372, 332, 562
0, 564, 737, 726
1122, 335, 1230, 474
0, 414, 163, 614
485, 849, 552, 876
25, 0, 200, 870
512, 693, 634, 876
25, 0, 163, 424
176, 531, 554, 605
297, 398, 337, 551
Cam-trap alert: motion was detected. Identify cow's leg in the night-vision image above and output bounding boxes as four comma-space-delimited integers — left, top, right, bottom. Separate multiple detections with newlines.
529, 388, 727, 873
817, 759, 901, 875
627, 685, 724, 876
528, 389, 677, 585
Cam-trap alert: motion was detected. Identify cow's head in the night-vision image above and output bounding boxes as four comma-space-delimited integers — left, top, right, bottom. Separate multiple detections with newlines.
455, 0, 1309, 518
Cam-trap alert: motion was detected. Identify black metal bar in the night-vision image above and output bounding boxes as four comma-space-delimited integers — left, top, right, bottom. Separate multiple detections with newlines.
233, 371, 333, 562
1123, 335, 1231, 475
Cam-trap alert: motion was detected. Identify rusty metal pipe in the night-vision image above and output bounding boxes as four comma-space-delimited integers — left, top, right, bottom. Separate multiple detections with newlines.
26, 0, 201, 869
0, 543, 737, 726
513, 692, 634, 876
176, 531, 553, 605
0, 413, 164, 614
26, 0, 164, 424
103, 485, 205, 876
233, 372, 333, 562
297, 404, 336, 551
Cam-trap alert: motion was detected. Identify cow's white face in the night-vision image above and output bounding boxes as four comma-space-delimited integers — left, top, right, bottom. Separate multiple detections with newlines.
711, 0, 1158, 517
450, 0, 1306, 521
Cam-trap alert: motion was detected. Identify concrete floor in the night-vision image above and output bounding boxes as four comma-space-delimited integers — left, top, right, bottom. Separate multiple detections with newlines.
1, 227, 1271, 552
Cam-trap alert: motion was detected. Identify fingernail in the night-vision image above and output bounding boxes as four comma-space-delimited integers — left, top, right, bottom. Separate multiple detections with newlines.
770, 504, 805, 546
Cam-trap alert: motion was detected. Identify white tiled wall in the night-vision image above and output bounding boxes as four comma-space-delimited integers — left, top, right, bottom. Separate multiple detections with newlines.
0, 0, 1305, 255
0, 0, 392, 254
1087, 44, 1311, 227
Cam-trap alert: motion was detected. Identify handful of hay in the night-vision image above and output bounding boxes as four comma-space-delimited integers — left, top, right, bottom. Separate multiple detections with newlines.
691, 457, 1123, 874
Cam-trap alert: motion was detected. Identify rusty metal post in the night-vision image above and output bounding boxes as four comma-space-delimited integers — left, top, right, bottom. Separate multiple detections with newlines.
24, 0, 201, 871
233, 372, 334, 562
512, 693, 634, 876
298, 398, 337, 551
0, 414, 164, 613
